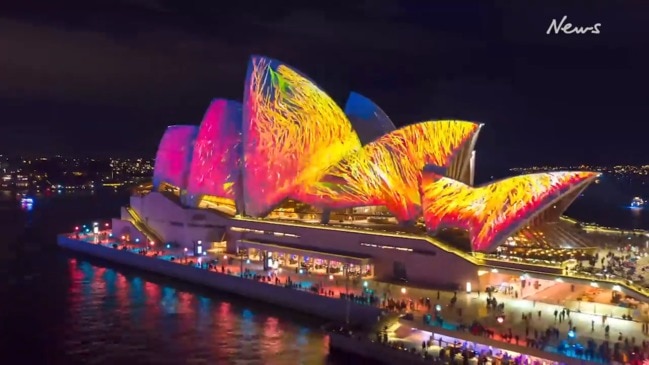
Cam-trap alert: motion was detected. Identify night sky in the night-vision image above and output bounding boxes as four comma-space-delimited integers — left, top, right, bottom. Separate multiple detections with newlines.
1, 1, 648, 174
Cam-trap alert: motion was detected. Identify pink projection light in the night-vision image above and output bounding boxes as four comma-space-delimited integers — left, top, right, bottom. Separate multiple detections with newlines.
152, 125, 198, 190
186, 99, 243, 207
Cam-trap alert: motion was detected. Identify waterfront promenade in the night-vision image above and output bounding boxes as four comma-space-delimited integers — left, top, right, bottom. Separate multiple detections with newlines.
63, 230, 649, 363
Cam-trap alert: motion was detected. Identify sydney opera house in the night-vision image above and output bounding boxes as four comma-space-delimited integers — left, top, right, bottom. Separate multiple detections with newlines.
113, 55, 601, 290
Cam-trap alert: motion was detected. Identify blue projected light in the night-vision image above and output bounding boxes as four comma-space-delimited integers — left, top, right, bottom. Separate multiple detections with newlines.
344, 92, 396, 145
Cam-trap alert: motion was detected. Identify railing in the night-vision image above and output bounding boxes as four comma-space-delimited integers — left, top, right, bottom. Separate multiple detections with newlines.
563, 271, 649, 298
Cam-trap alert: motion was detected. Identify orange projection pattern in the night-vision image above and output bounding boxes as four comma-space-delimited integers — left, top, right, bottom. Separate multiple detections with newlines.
242, 56, 361, 217
421, 169, 598, 252
305, 121, 480, 222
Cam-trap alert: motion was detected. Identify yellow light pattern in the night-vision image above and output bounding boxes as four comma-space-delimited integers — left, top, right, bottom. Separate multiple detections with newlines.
305, 121, 480, 222
421, 170, 598, 251
243, 56, 362, 217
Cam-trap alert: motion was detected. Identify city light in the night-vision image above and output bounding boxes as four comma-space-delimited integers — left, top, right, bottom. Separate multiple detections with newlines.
400, 287, 406, 294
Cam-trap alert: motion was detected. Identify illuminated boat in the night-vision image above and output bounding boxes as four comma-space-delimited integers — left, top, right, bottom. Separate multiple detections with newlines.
21, 197, 34, 205
630, 197, 645, 209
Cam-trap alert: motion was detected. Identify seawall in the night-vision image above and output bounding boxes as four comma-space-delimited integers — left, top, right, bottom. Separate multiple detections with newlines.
57, 235, 382, 327
329, 332, 431, 364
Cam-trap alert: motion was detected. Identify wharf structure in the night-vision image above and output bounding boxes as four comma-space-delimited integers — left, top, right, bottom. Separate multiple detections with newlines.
102, 55, 649, 301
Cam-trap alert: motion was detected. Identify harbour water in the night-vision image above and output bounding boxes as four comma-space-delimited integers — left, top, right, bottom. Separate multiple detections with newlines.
565, 176, 649, 230
0, 176, 646, 364
0, 190, 365, 365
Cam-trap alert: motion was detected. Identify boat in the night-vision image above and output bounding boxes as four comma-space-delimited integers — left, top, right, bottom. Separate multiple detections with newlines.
630, 197, 645, 209
20, 197, 34, 205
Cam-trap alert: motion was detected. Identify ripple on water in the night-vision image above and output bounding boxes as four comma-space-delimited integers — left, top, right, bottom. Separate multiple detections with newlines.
4, 255, 335, 365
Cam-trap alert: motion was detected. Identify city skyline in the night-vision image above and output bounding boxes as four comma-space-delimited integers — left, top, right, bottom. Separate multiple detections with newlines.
1, 1, 648, 168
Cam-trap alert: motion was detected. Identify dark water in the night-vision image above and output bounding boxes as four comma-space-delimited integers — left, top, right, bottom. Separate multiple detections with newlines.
566, 175, 649, 230
0, 190, 357, 365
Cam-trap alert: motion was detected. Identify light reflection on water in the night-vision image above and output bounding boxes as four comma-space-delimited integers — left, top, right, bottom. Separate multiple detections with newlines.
53, 257, 330, 365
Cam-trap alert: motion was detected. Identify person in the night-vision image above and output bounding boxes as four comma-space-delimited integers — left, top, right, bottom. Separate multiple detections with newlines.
591, 320, 595, 332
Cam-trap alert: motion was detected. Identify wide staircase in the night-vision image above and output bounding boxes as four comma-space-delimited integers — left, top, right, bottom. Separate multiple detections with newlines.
125, 206, 164, 244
